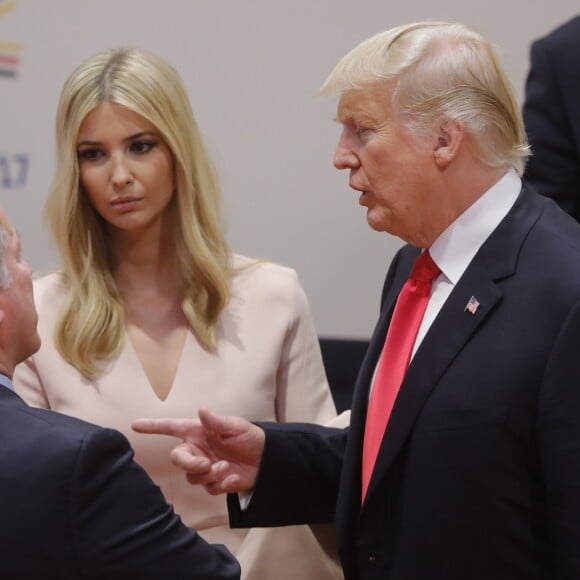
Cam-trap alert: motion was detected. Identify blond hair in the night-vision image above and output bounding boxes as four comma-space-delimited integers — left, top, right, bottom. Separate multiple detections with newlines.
45, 47, 230, 378
321, 21, 530, 175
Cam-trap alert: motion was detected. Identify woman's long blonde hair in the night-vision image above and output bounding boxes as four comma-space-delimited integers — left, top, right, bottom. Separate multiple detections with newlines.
45, 47, 230, 378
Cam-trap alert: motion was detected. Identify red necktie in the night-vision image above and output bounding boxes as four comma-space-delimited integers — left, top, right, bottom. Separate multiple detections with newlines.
361, 250, 441, 501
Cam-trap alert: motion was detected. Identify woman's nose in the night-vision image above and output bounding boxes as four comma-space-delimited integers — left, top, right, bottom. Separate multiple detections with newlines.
111, 155, 134, 189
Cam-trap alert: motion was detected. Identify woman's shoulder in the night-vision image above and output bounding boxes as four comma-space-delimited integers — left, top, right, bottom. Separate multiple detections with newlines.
224, 254, 317, 338
231, 253, 301, 291
229, 254, 312, 317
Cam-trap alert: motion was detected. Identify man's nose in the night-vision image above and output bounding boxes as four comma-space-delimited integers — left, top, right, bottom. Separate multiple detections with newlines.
333, 131, 358, 170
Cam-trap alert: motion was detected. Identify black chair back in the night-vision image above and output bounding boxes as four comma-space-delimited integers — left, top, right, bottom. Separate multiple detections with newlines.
319, 338, 370, 413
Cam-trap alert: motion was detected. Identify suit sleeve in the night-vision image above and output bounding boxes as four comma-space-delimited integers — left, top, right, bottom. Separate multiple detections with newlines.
537, 301, 580, 577
71, 427, 240, 579
228, 421, 346, 528
523, 37, 580, 215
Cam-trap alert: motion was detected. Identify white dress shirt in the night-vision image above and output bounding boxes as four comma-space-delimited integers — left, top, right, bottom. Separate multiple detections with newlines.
368, 169, 522, 397
412, 169, 522, 357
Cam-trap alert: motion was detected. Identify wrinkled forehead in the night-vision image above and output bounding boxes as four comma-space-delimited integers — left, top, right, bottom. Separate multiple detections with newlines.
336, 83, 395, 124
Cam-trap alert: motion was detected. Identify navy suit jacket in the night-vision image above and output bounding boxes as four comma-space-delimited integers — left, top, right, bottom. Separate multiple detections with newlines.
229, 185, 580, 579
0, 387, 240, 579
523, 15, 580, 219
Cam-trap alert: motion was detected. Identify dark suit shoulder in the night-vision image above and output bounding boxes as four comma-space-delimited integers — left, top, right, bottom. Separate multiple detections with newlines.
0, 390, 240, 579
0, 389, 117, 464
529, 191, 580, 251
538, 15, 580, 48
15, 399, 114, 440
531, 15, 580, 79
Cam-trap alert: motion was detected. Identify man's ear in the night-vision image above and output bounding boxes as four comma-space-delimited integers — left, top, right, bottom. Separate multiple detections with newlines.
433, 120, 464, 168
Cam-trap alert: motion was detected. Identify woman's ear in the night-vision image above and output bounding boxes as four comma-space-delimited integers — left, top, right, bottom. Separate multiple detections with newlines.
433, 120, 464, 168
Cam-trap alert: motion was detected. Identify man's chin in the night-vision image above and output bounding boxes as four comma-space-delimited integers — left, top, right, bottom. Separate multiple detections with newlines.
29, 334, 41, 358
366, 212, 390, 234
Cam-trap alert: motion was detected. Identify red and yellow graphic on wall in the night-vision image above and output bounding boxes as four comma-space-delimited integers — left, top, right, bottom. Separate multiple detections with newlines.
0, 1, 20, 78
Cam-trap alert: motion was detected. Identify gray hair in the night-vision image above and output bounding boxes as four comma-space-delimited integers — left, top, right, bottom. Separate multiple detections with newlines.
0, 223, 12, 290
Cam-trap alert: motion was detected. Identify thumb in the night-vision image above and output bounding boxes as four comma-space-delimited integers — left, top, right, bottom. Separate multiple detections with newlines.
198, 408, 230, 433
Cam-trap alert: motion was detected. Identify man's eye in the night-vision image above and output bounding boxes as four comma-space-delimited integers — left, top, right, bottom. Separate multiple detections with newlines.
354, 126, 368, 136
78, 149, 104, 161
130, 141, 155, 154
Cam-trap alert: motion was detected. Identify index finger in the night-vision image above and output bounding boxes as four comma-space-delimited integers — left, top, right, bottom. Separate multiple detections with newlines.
132, 417, 198, 438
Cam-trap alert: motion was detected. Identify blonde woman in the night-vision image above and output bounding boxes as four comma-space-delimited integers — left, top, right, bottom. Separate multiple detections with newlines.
14, 47, 344, 580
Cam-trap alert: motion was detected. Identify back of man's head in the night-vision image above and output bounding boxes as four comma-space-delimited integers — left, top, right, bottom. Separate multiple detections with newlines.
0, 221, 12, 290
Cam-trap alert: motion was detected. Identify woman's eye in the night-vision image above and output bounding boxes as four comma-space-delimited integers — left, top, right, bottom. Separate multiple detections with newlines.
130, 141, 155, 154
78, 148, 103, 161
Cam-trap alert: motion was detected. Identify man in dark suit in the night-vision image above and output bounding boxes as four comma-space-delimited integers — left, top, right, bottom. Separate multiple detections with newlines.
135, 21, 580, 579
523, 15, 580, 220
0, 206, 240, 578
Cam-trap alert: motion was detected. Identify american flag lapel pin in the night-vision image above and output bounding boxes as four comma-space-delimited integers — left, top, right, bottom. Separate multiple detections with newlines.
464, 296, 480, 315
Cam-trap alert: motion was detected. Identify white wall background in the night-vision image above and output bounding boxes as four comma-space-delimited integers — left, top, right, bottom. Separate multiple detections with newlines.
1, 0, 578, 338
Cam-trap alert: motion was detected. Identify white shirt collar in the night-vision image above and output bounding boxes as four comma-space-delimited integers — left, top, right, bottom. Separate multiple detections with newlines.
429, 170, 522, 285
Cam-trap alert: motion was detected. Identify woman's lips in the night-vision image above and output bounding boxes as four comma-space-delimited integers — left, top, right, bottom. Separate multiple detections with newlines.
111, 197, 142, 212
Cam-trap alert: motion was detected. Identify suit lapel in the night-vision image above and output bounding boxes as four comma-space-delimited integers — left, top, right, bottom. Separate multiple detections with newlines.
346, 248, 420, 456
365, 263, 502, 499
363, 185, 544, 502
336, 247, 418, 534
348, 248, 420, 409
